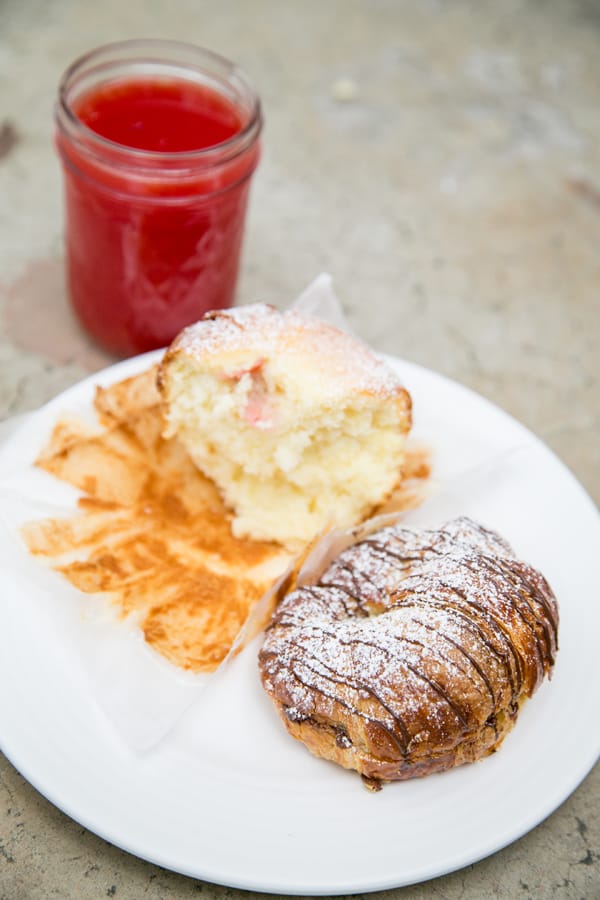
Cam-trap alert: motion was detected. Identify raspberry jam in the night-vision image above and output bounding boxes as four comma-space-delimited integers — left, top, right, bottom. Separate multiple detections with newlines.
74, 77, 242, 153
55, 41, 262, 356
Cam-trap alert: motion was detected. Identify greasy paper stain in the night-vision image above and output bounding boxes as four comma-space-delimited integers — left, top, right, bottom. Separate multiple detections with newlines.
22, 366, 292, 671
21, 365, 430, 672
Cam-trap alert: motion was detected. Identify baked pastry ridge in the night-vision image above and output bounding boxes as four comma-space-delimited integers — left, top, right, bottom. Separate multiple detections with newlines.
157, 304, 412, 547
259, 517, 559, 787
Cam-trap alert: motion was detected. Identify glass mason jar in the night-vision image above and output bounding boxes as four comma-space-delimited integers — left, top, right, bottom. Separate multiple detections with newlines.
55, 40, 262, 356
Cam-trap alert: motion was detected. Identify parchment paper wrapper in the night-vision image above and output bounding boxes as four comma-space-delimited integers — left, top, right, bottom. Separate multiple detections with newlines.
0, 275, 526, 753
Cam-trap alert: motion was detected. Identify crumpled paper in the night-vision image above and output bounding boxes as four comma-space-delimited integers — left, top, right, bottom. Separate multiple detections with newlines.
0, 274, 526, 753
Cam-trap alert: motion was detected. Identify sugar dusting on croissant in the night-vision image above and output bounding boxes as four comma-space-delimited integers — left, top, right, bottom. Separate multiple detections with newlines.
259, 517, 558, 789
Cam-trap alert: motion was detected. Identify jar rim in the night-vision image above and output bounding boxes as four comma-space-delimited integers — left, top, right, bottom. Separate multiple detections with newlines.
55, 38, 262, 168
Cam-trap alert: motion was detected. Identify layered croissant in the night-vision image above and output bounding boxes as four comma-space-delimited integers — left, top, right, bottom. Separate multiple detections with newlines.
259, 517, 558, 788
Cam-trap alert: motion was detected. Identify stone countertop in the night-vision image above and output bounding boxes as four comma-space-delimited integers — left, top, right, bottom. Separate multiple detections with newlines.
0, 1, 598, 897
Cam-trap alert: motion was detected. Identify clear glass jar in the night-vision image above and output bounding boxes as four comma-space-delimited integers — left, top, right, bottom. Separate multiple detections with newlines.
55, 39, 262, 356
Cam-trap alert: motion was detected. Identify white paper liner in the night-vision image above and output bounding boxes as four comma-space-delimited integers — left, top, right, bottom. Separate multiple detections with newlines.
293, 272, 355, 333
0, 276, 347, 751
0, 275, 527, 754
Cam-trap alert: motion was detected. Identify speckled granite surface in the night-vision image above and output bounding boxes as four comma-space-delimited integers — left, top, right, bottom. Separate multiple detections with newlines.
0, 1, 598, 897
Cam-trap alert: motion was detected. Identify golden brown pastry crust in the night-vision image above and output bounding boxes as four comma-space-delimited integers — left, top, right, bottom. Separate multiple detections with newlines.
158, 304, 413, 412
259, 517, 558, 787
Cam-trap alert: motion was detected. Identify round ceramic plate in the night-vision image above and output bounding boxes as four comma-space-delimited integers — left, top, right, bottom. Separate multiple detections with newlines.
1, 351, 599, 895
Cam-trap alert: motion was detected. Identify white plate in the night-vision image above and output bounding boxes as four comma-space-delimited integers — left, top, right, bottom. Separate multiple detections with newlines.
1, 351, 599, 895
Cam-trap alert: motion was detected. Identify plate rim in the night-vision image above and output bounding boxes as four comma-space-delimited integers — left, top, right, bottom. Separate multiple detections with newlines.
1, 349, 599, 895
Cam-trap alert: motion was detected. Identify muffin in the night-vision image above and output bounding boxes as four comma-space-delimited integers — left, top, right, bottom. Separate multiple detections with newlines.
158, 304, 412, 547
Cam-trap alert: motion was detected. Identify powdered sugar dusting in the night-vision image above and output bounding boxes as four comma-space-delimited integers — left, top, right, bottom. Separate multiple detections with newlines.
259, 517, 558, 775
170, 304, 405, 401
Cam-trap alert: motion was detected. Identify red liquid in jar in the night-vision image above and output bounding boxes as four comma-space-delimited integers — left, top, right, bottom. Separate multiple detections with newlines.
75, 78, 242, 152
58, 76, 259, 355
